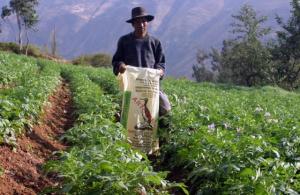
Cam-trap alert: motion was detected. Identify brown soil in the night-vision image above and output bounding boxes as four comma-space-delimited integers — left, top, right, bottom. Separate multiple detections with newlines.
0, 81, 75, 195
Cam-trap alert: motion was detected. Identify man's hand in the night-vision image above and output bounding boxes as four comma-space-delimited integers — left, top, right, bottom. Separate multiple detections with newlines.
119, 63, 126, 74
158, 68, 164, 77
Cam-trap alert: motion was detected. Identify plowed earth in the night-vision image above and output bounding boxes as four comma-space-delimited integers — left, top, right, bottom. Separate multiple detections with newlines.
0, 81, 75, 195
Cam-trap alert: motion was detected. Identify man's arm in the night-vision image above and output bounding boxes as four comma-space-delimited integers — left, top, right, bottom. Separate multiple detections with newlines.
154, 40, 166, 78
112, 38, 126, 75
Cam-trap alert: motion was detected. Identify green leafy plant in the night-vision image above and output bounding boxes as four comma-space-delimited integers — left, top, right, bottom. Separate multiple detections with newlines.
44, 66, 187, 194
159, 78, 300, 194
0, 52, 62, 145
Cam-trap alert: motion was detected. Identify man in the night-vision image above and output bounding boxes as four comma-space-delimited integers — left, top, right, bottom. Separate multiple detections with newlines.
112, 6, 171, 117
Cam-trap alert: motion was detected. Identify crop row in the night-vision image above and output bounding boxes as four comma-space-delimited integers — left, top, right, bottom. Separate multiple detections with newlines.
44, 65, 187, 194
0, 58, 61, 145
0, 52, 38, 87
159, 80, 300, 194
84, 66, 120, 95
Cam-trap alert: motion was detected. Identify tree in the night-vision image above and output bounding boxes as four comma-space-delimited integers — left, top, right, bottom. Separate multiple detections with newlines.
272, 0, 300, 89
50, 25, 57, 56
207, 5, 273, 86
230, 5, 271, 42
192, 49, 215, 82
1, 0, 39, 53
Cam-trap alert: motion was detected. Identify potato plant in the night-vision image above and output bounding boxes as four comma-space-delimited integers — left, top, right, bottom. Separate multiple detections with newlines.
0, 54, 62, 145
159, 79, 300, 194
44, 66, 187, 194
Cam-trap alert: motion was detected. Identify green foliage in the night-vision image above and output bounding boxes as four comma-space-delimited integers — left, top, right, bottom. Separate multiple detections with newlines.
72, 53, 112, 68
0, 42, 22, 54
230, 4, 271, 42
44, 65, 186, 194
1, 0, 39, 29
1, 0, 39, 52
216, 39, 273, 86
84, 67, 120, 95
215, 5, 273, 87
272, 0, 300, 89
0, 51, 37, 85
2, 50, 299, 194
193, 5, 274, 87
0, 51, 187, 194
192, 50, 216, 82
0, 42, 69, 62
159, 78, 300, 194
0, 52, 61, 145
0, 42, 45, 58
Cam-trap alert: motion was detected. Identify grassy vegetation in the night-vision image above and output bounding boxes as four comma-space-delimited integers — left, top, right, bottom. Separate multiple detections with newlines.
0, 42, 68, 63
0, 42, 45, 58
0, 52, 38, 86
72, 53, 112, 68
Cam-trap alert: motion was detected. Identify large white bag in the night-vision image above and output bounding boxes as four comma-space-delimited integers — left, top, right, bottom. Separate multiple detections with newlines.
118, 66, 160, 154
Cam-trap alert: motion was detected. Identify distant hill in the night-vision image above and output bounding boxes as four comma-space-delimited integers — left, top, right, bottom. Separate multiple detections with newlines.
0, 0, 290, 78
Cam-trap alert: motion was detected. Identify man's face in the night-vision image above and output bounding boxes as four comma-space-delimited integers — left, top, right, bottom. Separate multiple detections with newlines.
132, 17, 148, 37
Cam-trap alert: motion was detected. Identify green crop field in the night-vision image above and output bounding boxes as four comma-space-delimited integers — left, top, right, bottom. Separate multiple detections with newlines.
0, 51, 299, 194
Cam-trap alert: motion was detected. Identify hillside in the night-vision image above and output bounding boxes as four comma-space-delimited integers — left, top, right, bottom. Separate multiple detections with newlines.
0, 0, 291, 78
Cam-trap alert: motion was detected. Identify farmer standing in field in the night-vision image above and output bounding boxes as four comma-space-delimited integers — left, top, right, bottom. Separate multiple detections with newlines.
112, 6, 171, 120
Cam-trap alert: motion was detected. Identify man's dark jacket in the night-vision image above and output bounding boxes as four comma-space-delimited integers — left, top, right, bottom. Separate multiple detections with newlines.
112, 32, 166, 76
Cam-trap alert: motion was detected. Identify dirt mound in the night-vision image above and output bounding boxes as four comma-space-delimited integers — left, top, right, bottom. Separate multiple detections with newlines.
0, 81, 75, 194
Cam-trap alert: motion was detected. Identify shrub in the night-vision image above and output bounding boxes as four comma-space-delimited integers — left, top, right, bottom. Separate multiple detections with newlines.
72, 53, 112, 68
0, 42, 43, 58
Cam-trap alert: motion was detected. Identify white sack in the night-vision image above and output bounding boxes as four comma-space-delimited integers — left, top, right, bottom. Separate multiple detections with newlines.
118, 66, 160, 154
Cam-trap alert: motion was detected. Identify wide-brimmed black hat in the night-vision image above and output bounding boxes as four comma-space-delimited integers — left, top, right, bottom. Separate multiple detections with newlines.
126, 7, 154, 23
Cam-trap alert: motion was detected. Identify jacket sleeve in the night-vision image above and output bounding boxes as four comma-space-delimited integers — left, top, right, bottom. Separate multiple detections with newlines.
154, 41, 166, 70
112, 38, 125, 76
154, 40, 166, 79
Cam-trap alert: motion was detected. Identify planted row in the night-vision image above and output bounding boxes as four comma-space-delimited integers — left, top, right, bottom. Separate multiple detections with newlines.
0, 59, 61, 145
0, 52, 38, 87
84, 67, 120, 95
45, 66, 187, 194
159, 79, 300, 194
